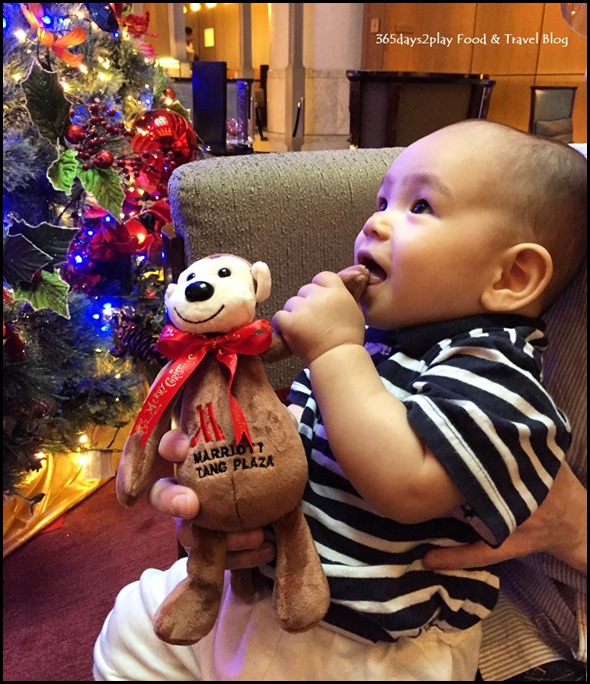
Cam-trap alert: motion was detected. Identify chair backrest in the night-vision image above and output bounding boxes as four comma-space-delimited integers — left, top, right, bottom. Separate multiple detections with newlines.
167, 147, 400, 388
542, 259, 587, 486
529, 86, 577, 143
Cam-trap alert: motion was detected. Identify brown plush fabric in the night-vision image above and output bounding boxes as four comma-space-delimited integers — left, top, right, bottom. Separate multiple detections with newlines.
116, 256, 333, 645
158, 354, 329, 645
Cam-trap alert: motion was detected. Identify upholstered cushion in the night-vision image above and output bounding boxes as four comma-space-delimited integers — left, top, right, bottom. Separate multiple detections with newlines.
534, 118, 574, 144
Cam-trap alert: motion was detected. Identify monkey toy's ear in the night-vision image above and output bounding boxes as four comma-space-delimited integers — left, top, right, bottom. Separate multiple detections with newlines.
251, 261, 271, 303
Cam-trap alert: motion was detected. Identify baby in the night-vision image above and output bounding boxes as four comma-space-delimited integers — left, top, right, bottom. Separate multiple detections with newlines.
94, 120, 587, 681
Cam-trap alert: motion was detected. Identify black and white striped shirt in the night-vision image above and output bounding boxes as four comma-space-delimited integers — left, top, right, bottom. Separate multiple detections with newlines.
282, 314, 571, 643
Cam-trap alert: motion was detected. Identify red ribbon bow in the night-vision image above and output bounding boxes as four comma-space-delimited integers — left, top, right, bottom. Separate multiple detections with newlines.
130, 320, 273, 448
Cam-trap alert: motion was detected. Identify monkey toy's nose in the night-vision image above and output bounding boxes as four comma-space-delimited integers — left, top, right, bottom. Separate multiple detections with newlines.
185, 281, 214, 302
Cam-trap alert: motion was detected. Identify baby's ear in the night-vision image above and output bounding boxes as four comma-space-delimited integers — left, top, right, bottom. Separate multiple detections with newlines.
481, 243, 553, 314
251, 261, 271, 303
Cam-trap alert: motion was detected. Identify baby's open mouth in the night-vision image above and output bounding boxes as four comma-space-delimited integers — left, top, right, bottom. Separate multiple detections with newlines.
357, 256, 386, 284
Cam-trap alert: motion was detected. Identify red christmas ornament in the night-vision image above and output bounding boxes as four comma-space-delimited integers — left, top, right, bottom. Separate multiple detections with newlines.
64, 123, 86, 144
131, 109, 198, 194
93, 150, 115, 169
132, 109, 197, 166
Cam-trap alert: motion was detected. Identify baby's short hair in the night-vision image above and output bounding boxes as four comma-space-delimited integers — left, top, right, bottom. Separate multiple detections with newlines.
515, 134, 586, 309
461, 121, 587, 310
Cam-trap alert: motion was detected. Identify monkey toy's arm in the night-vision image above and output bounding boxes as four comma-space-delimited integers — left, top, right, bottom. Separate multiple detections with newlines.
116, 361, 179, 507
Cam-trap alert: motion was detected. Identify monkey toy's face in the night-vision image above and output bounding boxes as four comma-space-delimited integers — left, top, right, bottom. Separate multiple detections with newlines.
164, 255, 271, 335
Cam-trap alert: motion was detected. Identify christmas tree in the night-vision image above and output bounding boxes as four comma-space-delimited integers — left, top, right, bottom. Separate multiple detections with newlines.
3, 3, 200, 498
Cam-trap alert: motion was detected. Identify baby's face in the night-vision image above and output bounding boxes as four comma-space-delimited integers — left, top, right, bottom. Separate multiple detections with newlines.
354, 125, 514, 330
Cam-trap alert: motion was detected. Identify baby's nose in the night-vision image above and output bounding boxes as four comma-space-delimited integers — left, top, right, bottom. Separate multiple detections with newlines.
362, 213, 391, 239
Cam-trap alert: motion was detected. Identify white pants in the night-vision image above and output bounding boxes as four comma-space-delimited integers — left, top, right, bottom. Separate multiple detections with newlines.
93, 558, 481, 681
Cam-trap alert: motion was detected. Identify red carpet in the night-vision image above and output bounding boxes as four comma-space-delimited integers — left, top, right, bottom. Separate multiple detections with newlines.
3, 462, 177, 682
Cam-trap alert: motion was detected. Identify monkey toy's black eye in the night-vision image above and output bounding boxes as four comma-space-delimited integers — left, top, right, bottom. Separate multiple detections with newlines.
186, 273, 195, 281
218, 268, 231, 278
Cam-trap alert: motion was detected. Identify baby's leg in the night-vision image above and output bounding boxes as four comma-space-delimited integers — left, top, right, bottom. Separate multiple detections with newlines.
93, 558, 202, 681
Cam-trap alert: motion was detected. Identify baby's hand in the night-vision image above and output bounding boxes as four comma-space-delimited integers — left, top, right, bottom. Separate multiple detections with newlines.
262, 264, 369, 365
273, 271, 366, 365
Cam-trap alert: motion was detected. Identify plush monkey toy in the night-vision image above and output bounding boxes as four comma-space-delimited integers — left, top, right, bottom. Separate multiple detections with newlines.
116, 254, 369, 646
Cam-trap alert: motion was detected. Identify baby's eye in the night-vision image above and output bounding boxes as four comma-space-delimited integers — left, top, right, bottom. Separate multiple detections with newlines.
218, 268, 231, 278
377, 198, 388, 211
410, 199, 431, 214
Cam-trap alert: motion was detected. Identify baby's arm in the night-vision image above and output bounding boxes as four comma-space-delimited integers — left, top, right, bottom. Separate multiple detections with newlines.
311, 346, 464, 523
274, 271, 465, 524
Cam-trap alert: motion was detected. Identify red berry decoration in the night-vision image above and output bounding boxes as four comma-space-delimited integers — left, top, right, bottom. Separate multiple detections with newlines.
93, 150, 115, 169
64, 123, 86, 144
163, 86, 176, 100
67, 102, 130, 176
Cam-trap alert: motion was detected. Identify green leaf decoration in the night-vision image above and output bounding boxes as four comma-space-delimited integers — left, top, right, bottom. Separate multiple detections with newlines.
153, 65, 168, 100
166, 100, 191, 121
22, 61, 72, 145
8, 219, 79, 266
47, 149, 80, 194
78, 166, 125, 219
3, 234, 52, 286
13, 270, 71, 319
